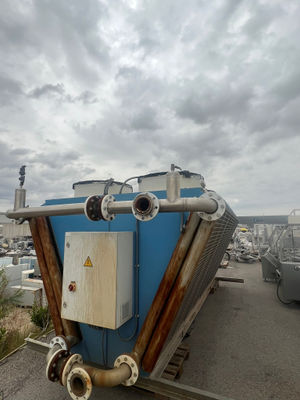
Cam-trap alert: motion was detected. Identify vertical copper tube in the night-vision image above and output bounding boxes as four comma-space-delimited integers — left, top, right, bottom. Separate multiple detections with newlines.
142, 220, 215, 372
35, 217, 80, 339
132, 213, 201, 363
29, 218, 64, 335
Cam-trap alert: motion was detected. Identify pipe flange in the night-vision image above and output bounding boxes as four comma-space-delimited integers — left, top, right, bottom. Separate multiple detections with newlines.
132, 192, 160, 222
114, 354, 139, 386
59, 354, 72, 385
46, 349, 70, 382
84, 195, 103, 221
101, 194, 116, 221
67, 367, 93, 400
50, 335, 69, 351
61, 353, 83, 387
197, 192, 226, 221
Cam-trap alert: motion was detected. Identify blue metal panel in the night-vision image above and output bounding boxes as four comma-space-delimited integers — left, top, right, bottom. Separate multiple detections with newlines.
45, 188, 203, 371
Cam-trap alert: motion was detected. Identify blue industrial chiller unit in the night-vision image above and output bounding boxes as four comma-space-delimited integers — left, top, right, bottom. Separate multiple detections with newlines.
7, 167, 237, 399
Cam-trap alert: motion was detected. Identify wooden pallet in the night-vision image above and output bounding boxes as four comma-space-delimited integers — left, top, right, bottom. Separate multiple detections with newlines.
161, 342, 190, 381
154, 343, 190, 399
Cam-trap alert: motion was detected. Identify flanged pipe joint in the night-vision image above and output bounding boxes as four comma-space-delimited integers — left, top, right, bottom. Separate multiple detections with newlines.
197, 191, 226, 221
84, 192, 160, 222
131, 192, 160, 221
46, 336, 139, 400
84, 194, 116, 222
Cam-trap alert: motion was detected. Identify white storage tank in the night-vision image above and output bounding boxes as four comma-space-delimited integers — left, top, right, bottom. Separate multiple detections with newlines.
138, 170, 205, 192
73, 180, 133, 197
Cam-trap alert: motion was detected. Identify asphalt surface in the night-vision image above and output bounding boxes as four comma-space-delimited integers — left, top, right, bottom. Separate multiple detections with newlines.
1, 261, 300, 400
182, 261, 300, 400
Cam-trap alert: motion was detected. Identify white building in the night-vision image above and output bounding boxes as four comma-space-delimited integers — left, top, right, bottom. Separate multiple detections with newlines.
0, 212, 31, 239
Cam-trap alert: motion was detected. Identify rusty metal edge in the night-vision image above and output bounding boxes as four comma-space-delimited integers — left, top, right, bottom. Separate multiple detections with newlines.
150, 277, 217, 378
29, 218, 64, 336
132, 213, 201, 363
142, 220, 215, 372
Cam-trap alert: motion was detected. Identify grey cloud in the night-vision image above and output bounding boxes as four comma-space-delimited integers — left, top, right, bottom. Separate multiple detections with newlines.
0, 140, 27, 169
131, 107, 160, 131
28, 150, 80, 169
0, 76, 23, 105
0, 0, 110, 87
175, 83, 253, 125
28, 83, 98, 104
273, 72, 300, 103
75, 91, 98, 104
9, 148, 32, 156
1, 0, 300, 214
0, 141, 96, 207
28, 83, 65, 99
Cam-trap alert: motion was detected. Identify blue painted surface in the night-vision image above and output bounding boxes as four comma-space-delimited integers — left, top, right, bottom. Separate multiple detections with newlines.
45, 188, 203, 371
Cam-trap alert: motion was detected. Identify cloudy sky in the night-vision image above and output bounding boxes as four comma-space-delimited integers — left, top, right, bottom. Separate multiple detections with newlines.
0, 0, 299, 215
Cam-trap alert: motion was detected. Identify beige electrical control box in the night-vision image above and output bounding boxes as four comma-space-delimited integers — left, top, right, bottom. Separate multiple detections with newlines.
61, 232, 133, 330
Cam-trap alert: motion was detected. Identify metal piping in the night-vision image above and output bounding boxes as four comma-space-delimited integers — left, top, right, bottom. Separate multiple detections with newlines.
119, 175, 140, 194
131, 213, 201, 364
109, 197, 217, 215
36, 217, 81, 341
6, 194, 218, 219
63, 362, 132, 399
142, 220, 215, 372
7, 203, 84, 219
14, 188, 26, 210
30, 216, 81, 342
29, 218, 64, 336
166, 168, 180, 202
46, 346, 138, 399
79, 363, 131, 387
158, 197, 217, 213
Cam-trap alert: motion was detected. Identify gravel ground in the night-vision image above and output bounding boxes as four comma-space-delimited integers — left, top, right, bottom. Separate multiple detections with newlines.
1, 261, 300, 400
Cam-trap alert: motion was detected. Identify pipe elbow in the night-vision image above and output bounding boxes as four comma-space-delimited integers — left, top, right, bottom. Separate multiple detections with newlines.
63, 353, 139, 400
86, 363, 131, 387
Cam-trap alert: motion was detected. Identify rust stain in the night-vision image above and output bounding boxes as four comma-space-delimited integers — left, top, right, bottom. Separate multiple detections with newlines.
132, 213, 200, 363
29, 218, 64, 336
35, 217, 80, 339
142, 220, 215, 372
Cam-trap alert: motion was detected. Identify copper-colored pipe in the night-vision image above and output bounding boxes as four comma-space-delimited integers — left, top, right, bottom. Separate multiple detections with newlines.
35, 216, 80, 340
29, 218, 64, 336
35, 217, 62, 309
142, 220, 215, 372
131, 213, 201, 364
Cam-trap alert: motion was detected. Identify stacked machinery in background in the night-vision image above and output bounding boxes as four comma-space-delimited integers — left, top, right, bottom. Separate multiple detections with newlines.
261, 210, 300, 303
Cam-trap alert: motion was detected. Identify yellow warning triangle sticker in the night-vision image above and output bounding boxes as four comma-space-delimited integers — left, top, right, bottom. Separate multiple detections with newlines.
83, 256, 93, 267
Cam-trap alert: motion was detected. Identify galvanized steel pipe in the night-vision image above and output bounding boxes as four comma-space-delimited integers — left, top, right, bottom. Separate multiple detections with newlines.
6, 195, 217, 219
7, 203, 84, 219
14, 188, 26, 210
